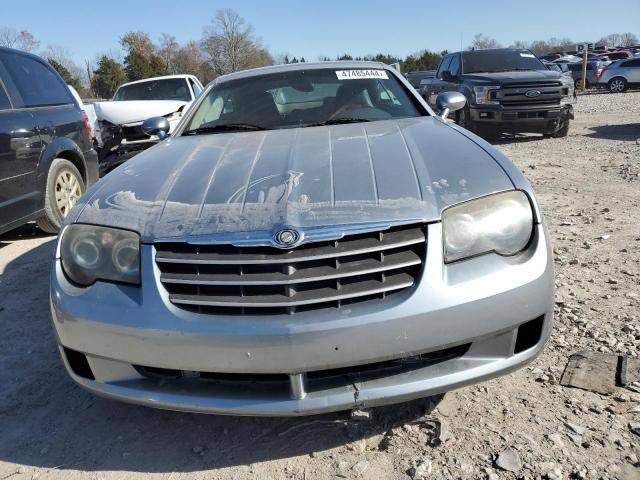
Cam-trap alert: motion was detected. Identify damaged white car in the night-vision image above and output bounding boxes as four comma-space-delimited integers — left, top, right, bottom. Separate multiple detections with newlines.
91, 74, 203, 175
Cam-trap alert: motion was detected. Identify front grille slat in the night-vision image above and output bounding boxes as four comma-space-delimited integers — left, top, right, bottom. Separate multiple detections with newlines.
156, 224, 426, 315
155, 227, 425, 265
160, 249, 421, 286
169, 272, 414, 308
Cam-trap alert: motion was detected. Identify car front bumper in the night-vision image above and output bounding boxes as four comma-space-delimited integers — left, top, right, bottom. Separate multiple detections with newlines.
51, 222, 554, 416
469, 104, 574, 133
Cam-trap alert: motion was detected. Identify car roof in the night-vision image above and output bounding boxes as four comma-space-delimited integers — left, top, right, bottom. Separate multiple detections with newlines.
214, 61, 389, 85
456, 48, 534, 55
119, 74, 197, 88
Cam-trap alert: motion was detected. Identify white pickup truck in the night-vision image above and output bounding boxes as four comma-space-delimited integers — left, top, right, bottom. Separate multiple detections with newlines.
87, 74, 203, 175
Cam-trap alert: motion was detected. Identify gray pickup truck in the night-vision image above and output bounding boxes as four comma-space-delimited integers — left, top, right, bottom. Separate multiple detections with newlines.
424, 48, 575, 138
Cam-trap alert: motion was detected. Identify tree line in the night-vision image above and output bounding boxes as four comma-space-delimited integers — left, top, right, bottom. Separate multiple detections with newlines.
0, 13, 637, 99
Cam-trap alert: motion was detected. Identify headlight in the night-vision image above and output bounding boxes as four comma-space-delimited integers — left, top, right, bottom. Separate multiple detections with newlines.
473, 86, 500, 105
60, 225, 140, 286
443, 191, 533, 263
560, 78, 575, 105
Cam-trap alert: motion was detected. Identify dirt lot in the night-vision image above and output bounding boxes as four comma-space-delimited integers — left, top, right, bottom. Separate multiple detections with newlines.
1, 92, 638, 480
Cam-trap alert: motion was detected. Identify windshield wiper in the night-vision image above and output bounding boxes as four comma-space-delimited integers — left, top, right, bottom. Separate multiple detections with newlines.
305, 118, 371, 127
182, 123, 266, 135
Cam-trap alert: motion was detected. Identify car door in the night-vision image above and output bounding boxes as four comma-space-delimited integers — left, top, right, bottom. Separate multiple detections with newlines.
622, 58, 640, 82
426, 55, 452, 106
0, 61, 42, 231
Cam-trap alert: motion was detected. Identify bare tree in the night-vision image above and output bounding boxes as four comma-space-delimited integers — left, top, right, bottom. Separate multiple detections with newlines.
158, 33, 179, 71
45, 43, 86, 87
173, 41, 203, 74
598, 32, 639, 47
469, 33, 501, 50
0, 27, 40, 52
201, 9, 273, 75
510, 40, 529, 49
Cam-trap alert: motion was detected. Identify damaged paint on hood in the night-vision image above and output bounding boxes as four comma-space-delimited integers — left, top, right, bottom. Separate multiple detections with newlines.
71, 117, 514, 242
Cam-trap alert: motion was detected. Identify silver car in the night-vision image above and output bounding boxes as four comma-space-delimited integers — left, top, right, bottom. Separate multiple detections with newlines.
50, 62, 554, 416
598, 57, 640, 92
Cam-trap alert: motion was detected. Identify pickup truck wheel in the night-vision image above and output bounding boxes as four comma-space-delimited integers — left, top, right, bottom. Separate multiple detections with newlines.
456, 107, 478, 132
36, 159, 85, 233
544, 120, 570, 139
608, 77, 627, 93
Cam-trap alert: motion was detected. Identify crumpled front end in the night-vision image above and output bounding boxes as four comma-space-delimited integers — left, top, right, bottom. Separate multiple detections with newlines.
94, 107, 184, 176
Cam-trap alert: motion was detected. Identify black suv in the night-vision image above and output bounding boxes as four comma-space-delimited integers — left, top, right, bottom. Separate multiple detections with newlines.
424, 48, 575, 138
0, 47, 98, 235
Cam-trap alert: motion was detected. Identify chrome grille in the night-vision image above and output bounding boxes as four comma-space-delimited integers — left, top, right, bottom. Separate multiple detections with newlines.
499, 81, 564, 108
155, 224, 426, 315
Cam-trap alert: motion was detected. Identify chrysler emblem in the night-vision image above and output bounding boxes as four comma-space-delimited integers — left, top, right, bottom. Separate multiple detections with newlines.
274, 228, 300, 248
525, 89, 542, 98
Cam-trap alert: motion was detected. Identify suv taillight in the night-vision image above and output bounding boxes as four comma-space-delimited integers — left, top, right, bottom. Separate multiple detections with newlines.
595, 67, 605, 77
81, 112, 93, 140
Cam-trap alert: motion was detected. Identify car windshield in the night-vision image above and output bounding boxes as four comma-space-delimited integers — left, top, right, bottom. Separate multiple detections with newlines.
462, 50, 545, 74
183, 68, 425, 133
113, 78, 190, 101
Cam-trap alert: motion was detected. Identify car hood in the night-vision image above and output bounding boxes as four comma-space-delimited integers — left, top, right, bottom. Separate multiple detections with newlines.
463, 70, 562, 84
72, 117, 514, 243
93, 100, 187, 125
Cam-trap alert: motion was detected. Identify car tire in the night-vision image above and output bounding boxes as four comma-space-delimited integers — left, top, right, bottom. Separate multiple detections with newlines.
574, 78, 589, 89
36, 158, 85, 234
456, 106, 480, 133
544, 120, 570, 139
457, 107, 499, 141
608, 77, 627, 93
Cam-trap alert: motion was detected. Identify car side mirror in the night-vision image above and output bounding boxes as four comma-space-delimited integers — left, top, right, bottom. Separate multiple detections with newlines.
441, 70, 455, 82
142, 117, 170, 140
435, 91, 466, 120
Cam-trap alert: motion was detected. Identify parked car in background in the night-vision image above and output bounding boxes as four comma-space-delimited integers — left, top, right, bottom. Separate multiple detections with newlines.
539, 54, 561, 62
604, 51, 632, 61
565, 62, 605, 88
598, 57, 640, 92
424, 48, 575, 138
552, 56, 582, 64
92, 74, 203, 175
0, 47, 98, 235
405, 70, 436, 89
50, 61, 553, 416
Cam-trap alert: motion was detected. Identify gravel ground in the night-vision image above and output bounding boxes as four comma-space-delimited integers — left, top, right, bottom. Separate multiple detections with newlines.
0, 92, 639, 480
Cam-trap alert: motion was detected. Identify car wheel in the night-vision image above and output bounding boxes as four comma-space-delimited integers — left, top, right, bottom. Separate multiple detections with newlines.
543, 120, 570, 139
456, 107, 479, 132
574, 78, 589, 89
457, 107, 498, 141
608, 77, 627, 93
36, 158, 85, 234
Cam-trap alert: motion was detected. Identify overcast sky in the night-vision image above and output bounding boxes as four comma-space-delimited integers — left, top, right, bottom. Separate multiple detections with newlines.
3, 0, 639, 64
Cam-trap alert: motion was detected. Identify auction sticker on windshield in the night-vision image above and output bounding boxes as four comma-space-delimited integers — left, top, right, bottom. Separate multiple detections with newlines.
336, 70, 389, 80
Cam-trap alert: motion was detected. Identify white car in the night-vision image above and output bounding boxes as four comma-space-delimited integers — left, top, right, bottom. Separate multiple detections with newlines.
93, 74, 204, 175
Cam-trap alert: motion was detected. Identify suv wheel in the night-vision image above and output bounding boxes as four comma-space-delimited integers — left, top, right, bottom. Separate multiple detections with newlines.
608, 77, 627, 93
36, 158, 85, 233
